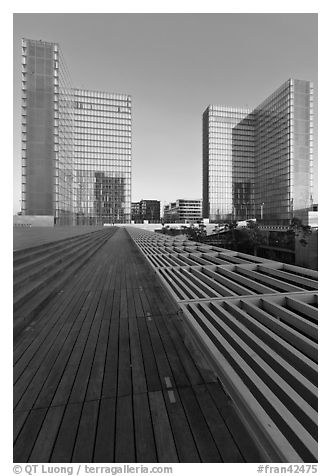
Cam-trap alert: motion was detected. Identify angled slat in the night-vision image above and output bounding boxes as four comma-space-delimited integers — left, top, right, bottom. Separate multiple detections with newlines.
242, 301, 317, 362
258, 265, 318, 290
223, 300, 317, 385
236, 267, 305, 293
285, 296, 318, 322
261, 299, 318, 341
209, 301, 317, 410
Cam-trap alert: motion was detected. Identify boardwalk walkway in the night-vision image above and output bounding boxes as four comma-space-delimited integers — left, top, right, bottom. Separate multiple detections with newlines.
14, 225, 105, 251
14, 227, 262, 463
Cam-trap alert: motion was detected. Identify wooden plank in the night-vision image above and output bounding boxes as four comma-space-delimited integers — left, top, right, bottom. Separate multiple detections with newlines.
14, 276, 89, 367
14, 286, 89, 390
192, 384, 244, 462
169, 315, 216, 385
153, 285, 180, 316
137, 318, 162, 392
115, 395, 135, 462
15, 322, 75, 411
29, 405, 66, 462
146, 318, 175, 388
14, 408, 47, 462
101, 287, 115, 321
117, 318, 132, 397
49, 276, 105, 407
133, 393, 157, 463
94, 397, 116, 463
33, 321, 86, 409
132, 287, 145, 318
101, 318, 119, 399
126, 286, 137, 317
13, 410, 29, 443
51, 402, 82, 462
51, 321, 95, 407
162, 388, 200, 462
178, 386, 221, 462
68, 312, 103, 404
152, 317, 190, 389
149, 391, 179, 463
138, 284, 159, 316
207, 382, 263, 462
72, 400, 99, 463
15, 265, 106, 409
120, 287, 128, 319
86, 319, 111, 401
111, 289, 121, 320
128, 318, 147, 394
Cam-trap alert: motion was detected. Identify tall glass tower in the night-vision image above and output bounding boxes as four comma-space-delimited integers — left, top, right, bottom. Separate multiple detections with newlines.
253, 79, 314, 225
73, 90, 131, 225
21, 38, 74, 224
21, 38, 132, 225
202, 106, 252, 221
203, 79, 313, 225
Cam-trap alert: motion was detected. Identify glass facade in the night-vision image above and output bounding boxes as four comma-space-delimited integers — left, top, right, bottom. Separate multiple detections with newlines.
203, 106, 251, 221
73, 90, 132, 225
203, 79, 313, 225
21, 39, 74, 224
21, 39, 132, 225
254, 79, 313, 225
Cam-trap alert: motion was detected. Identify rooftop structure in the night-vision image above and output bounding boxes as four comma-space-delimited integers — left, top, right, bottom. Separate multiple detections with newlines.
14, 227, 264, 463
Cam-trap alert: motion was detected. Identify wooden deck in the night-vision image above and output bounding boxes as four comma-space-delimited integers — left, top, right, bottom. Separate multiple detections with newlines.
14, 227, 263, 463
13, 225, 105, 251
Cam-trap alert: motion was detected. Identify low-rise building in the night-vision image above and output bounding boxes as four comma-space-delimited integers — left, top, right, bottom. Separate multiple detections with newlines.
163, 199, 202, 223
131, 200, 161, 223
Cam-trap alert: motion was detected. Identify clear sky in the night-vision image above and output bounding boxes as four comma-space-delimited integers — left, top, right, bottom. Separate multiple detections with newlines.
13, 13, 318, 213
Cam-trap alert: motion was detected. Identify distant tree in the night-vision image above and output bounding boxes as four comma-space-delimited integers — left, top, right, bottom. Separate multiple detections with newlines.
219, 221, 267, 255
289, 218, 312, 247
185, 223, 207, 242
222, 221, 238, 250
244, 221, 267, 256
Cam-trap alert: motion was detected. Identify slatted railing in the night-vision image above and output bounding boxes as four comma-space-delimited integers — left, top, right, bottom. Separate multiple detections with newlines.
126, 227, 318, 463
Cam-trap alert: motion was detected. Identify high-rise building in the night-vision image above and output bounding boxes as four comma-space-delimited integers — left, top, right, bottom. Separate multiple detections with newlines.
21, 38, 74, 224
73, 89, 131, 225
203, 79, 313, 225
21, 38, 132, 225
202, 106, 252, 222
